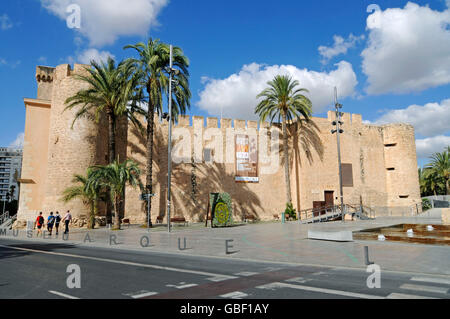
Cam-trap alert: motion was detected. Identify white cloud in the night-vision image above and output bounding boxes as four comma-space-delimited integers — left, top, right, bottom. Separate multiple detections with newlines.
76, 48, 115, 65
416, 136, 450, 159
362, 2, 450, 94
38, 56, 48, 64
374, 99, 450, 137
9, 133, 24, 149
0, 58, 21, 69
0, 14, 13, 30
198, 61, 358, 120
319, 34, 365, 64
41, 0, 169, 47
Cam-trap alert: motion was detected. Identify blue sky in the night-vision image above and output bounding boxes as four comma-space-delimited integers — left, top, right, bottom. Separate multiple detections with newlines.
0, 0, 449, 167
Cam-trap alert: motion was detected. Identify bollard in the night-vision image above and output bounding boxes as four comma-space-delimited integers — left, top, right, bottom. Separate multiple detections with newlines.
281, 212, 285, 224
365, 246, 374, 265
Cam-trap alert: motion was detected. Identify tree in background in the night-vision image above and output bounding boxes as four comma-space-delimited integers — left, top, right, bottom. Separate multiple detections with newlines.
426, 147, 449, 195
62, 169, 105, 229
124, 39, 191, 226
65, 58, 144, 164
88, 160, 143, 230
420, 146, 449, 197
255, 75, 312, 205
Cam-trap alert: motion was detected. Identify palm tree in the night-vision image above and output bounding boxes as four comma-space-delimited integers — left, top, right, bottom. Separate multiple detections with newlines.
62, 169, 104, 229
89, 160, 143, 229
255, 75, 312, 204
427, 148, 450, 195
65, 57, 143, 164
124, 39, 191, 225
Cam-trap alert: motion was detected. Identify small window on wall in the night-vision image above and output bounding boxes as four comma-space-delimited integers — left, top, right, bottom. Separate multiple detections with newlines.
341, 164, 354, 187
387, 168, 395, 171
384, 143, 397, 147
399, 195, 409, 199
204, 149, 213, 163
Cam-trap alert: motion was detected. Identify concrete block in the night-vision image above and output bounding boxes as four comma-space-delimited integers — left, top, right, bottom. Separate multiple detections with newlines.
308, 230, 353, 242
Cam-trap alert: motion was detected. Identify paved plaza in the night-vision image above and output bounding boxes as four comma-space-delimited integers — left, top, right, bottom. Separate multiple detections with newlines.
2, 209, 448, 276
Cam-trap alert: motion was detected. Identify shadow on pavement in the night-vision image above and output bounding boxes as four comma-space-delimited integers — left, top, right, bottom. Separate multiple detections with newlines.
0, 242, 77, 261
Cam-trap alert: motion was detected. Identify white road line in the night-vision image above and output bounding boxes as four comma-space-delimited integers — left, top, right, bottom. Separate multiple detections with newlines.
220, 291, 248, 299
129, 291, 158, 299
411, 277, 450, 286
166, 283, 198, 289
0, 244, 235, 279
48, 290, 80, 299
400, 284, 449, 295
234, 272, 259, 277
207, 276, 236, 282
387, 293, 438, 299
285, 277, 311, 284
263, 267, 282, 272
312, 272, 328, 276
175, 284, 198, 289
256, 282, 384, 299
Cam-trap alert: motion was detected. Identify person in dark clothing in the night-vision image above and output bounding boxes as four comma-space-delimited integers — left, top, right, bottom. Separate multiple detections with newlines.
62, 211, 72, 234
47, 212, 55, 236
54, 212, 61, 235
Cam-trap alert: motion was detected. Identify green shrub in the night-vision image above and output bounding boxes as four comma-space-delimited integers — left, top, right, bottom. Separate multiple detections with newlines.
284, 203, 297, 221
422, 198, 432, 211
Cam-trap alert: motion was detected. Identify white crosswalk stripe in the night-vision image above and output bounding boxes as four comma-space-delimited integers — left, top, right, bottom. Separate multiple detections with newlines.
207, 276, 237, 282
400, 284, 448, 295
220, 291, 249, 299
123, 291, 158, 299
256, 282, 384, 299
387, 293, 438, 299
234, 272, 259, 277
166, 282, 198, 289
48, 290, 80, 299
410, 276, 450, 286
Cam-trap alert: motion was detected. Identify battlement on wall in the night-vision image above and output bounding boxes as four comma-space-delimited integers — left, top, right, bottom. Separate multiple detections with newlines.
36, 64, 92, 83
166, 112, 365, 131
53, 63, 92, 80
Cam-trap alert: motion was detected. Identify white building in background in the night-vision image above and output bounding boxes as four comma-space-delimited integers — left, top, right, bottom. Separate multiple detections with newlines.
0, 148, 23, 201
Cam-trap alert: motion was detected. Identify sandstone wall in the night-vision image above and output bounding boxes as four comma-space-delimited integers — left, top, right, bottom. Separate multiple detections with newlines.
40, 64, 109, 217
17, 63, 422, 225
18, 99, 52, 220
124, 115, 285, 224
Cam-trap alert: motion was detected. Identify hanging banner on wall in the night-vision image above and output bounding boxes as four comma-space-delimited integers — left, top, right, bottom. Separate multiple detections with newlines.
235, 134, 259, 183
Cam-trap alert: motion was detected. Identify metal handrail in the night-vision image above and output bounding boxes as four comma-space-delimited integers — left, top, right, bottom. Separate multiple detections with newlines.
0, 211, 10, 225
299, 205, 343, 222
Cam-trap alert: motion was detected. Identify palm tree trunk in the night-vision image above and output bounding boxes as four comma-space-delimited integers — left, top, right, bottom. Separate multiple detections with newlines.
88, 201, 93, 229
107, 110, 116, 163
282, 113, 292, 204
146, 82, 154, 227
114, 195, 121, 229
88, 200, 97, 229
107, 111, 116, 225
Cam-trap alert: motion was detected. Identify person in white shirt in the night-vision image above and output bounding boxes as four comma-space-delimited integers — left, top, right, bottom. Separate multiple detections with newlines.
62, 210, 72, 234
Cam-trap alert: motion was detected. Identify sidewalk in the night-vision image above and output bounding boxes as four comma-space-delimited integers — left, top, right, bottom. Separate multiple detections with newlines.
1, 212, 449, 276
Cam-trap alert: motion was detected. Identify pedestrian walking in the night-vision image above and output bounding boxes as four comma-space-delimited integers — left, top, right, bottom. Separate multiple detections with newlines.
35, 212, 44, 236
62, 210, 72, 234
47, 212, 55, 236
55, 212, 61, 235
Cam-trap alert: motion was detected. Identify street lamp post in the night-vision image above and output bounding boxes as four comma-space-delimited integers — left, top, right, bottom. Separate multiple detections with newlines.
167, 45, 175, 233
331, 87, 345, 223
